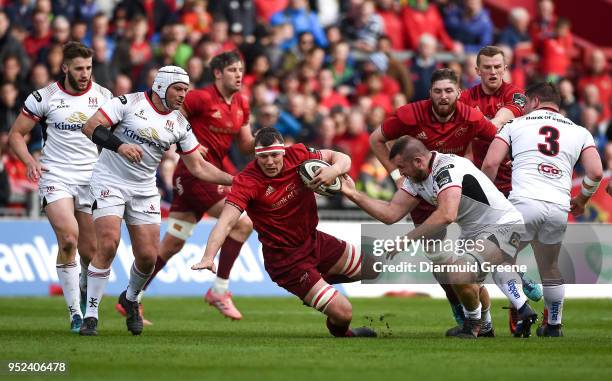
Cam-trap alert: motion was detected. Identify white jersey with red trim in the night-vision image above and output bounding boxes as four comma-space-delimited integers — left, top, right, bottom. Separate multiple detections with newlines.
402, 152, 522, 237
496, 108, 596, 208
21, 81, 112, 184
93, 91, 199, 187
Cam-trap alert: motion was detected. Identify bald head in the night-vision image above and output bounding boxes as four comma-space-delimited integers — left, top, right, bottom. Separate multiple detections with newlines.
389, 136, 429, 161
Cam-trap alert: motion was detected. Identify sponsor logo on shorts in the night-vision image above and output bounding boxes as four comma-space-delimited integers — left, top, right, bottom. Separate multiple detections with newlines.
100, 190, 110, 198
45, 186, 55, 193
143, 203, 160, 215
299, 272, 310, 285
175, 177, 184, 196
537, 162, 562, 179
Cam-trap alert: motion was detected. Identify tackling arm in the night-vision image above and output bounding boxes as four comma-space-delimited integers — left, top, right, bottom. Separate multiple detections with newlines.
181, 150, 234, 186
404, 186, 461, 241
570, 147, 604, 215
191, 204, 242, 272
481, 138, 510, 181
236, 123, 255, 154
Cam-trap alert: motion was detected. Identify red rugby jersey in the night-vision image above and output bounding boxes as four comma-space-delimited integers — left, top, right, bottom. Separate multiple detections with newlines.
460, 81, 525, 194
225, 144, 322, 263
176, 84, 250, 174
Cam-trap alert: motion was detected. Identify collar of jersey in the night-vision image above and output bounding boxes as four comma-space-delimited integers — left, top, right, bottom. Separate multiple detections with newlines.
57, 77, 92, 96
145, 90, 172, 115
427, 151, 437, 175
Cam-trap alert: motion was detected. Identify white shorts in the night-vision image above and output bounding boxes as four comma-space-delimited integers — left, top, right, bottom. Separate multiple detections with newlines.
467, 220, 525, 258
510, 196, 567, 244
38, 172, 93, 213
90, 181, 161, 225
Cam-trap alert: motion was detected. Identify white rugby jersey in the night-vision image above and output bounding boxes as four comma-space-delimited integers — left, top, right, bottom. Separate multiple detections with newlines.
496, 107, 596, 208
22, 81, 112, 184
402, 152, 523, 238
93, 91, 199, 187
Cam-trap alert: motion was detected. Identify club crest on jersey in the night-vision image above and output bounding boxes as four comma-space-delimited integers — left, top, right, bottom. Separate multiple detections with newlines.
165, 120, 175, 132
537, 162, 562, 179
454, 127, 467, 137
512, 93, 527, 108
88, 97, 98, 108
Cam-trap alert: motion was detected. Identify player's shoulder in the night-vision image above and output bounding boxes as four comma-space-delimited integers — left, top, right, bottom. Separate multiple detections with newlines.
91, 82, 113, 99
236, 162, 264, 185
173, 110, 192, 130
396, 99, 429, 124
456, 100, 484, 122
28, 82, 60, 103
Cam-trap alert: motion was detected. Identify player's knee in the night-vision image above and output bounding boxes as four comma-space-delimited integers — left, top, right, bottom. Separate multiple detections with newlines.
160, 235, 186, 260
97, 233, 120, 257
232, 217, 253, 240
58, 233, 78, 256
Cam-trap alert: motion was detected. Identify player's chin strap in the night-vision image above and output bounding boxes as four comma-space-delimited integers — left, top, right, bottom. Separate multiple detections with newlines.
580, 176, 601, 198
255, 144, 285, 155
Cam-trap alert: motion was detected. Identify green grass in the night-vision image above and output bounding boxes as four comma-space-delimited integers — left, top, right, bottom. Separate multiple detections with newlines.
1, 297, 611, 381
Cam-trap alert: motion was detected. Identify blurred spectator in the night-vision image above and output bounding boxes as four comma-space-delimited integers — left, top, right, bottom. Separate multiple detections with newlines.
27, 63, 51, 93
401, 0, 459, 53
444, 0, 493, 54
375, 0, 404, 51
23, 10, 52, 60
51, 0, 80, 21
70, 18, 89, 42
4, 0, 34, 31
342, 0, 384, 53
315, 0, 340, 28
366, 105, 387, 131
0, 82, 20, 132
45, 44, 65, 81
186, 55, 208, 89
37, 15, 71, 64
377, 36, 414, 101
410, 33, 441, 101
254, 0, 289, 23
358, 153, 394, 200
1, 55, 26, 89
462, 53, 480, 89
92, 36, 117, 90
209, 0, 257, 39
281, 31, 315, 72
333, 109, 370, 179
0, 10, 29, 75
276, 92, 306, 138
581, 106, 607, 156
327, 41, 356, 90
578, 49, 611, 121
559, 78, 582, 124
497, 7, 531, 51
181, 0, 213, 42
83, 12, 116, 61
529, 0, 556, 50
116, 0, 173, 38
315, 115, 336, 149
582, 84, 604, 120
270, 0, 328, 48
113, 73, 133, 96
539, 18, 573, 82
113, 15, 152, 84
318, 68, 350, 112
209, 18, 239, 56
254, 103, 281, 131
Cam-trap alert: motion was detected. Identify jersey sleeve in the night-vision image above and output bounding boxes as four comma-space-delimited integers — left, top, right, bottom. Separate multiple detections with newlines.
21, 89, 49, 121
291, 143, 322, 161
176, 124, 200, 154
225, 173, 257, 212
495, 120, 512, 146
381, 114, 413, 140
473, 111, 497, 142
400, 179, 418, 196
581, 129, 596, 153
182, 90, 205, 118
433, 160, 464, 193
502, 89, 527, 117
99, 95, 129, 125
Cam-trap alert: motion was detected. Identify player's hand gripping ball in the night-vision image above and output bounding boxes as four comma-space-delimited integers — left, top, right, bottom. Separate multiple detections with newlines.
298, 159, 342, 196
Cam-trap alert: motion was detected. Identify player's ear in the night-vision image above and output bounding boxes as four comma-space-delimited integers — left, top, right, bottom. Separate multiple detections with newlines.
61, 63, 68, 74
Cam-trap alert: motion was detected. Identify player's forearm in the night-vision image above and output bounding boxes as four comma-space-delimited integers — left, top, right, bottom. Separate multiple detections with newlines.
348, 191, 399, 224
329, 151, 351, 176
405, 211, 451, 241
369, 133, 395, 174
491, 108, 515, 129
187, 157, 233, 186
481, 160, 499, 182
8, 131, 36, 166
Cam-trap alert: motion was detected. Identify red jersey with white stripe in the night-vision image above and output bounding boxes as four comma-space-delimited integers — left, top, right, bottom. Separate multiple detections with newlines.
177, 84, 250, 173
496, 108, 596, 208
460, 81, 526, 194
225, 144, 322, 266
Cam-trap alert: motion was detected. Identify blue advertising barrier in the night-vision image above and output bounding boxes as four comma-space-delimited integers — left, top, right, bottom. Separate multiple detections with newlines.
0, 220, 296, 296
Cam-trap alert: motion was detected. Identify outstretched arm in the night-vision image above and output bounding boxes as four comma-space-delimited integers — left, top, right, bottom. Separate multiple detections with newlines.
481, 138, 510, 181
181, 150, 234, 186
191, 204, 242, 272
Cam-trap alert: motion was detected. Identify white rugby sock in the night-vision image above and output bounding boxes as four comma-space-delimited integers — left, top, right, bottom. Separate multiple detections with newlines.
212, 277, 229, 294
492, 271, 527, 309
79, 257, 88, 292
85, 264, 111, 320
543, 284, 565, 325
56, 262, 81, 318
481, 304, 492, 331
126, 263, 153, 302
463, 303, 482, 320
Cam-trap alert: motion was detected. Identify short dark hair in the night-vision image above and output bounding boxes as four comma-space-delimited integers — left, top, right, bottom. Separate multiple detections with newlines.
476, 45, 505, 66
210, 51, 242, 75
389, 136, 428, 161
430, 68, 459, 88
526, 82, 561, 107
254, 127, 284, 147
62, 41, 93, 64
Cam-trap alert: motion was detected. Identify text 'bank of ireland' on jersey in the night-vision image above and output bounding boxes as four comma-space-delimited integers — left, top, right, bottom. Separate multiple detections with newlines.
21, 81, 112, 184
495, 108, 596, 209
94, 91, 199, 187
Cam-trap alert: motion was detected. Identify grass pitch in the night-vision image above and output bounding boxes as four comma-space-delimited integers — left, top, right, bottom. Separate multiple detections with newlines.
1, 296, 611, 381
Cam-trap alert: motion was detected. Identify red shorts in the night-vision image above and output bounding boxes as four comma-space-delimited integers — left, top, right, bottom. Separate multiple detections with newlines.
169, 172, 228, 220
264, 230, 347, 299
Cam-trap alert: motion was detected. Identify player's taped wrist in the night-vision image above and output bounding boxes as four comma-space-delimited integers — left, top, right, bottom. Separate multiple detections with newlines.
92, 125, 123, 152
580, 176, 601, 198
390, 169, 401, 181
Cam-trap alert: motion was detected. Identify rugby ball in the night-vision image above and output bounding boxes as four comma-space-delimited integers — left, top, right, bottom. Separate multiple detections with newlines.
298, 159, 342, 196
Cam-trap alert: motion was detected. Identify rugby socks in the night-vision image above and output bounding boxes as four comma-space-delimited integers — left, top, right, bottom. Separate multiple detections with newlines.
126, 263, 154, 302
56, 261, 81, 318
79, 257, 88, 292
481, 304, 493, 333
463, 303, 482, 320
212, 277, 229, 295
492, 271, 527, 309
326, 317, 352, 337
216, 237, 243, 281
143, 256, 167, 290
85, 264, 111, 320
543, 282, 565, 325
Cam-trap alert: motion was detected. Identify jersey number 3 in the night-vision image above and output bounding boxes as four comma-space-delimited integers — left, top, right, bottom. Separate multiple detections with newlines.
537, 126, 559, 156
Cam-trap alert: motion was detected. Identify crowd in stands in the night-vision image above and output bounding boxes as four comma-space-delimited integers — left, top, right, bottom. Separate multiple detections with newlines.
0, 0, 610, 213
